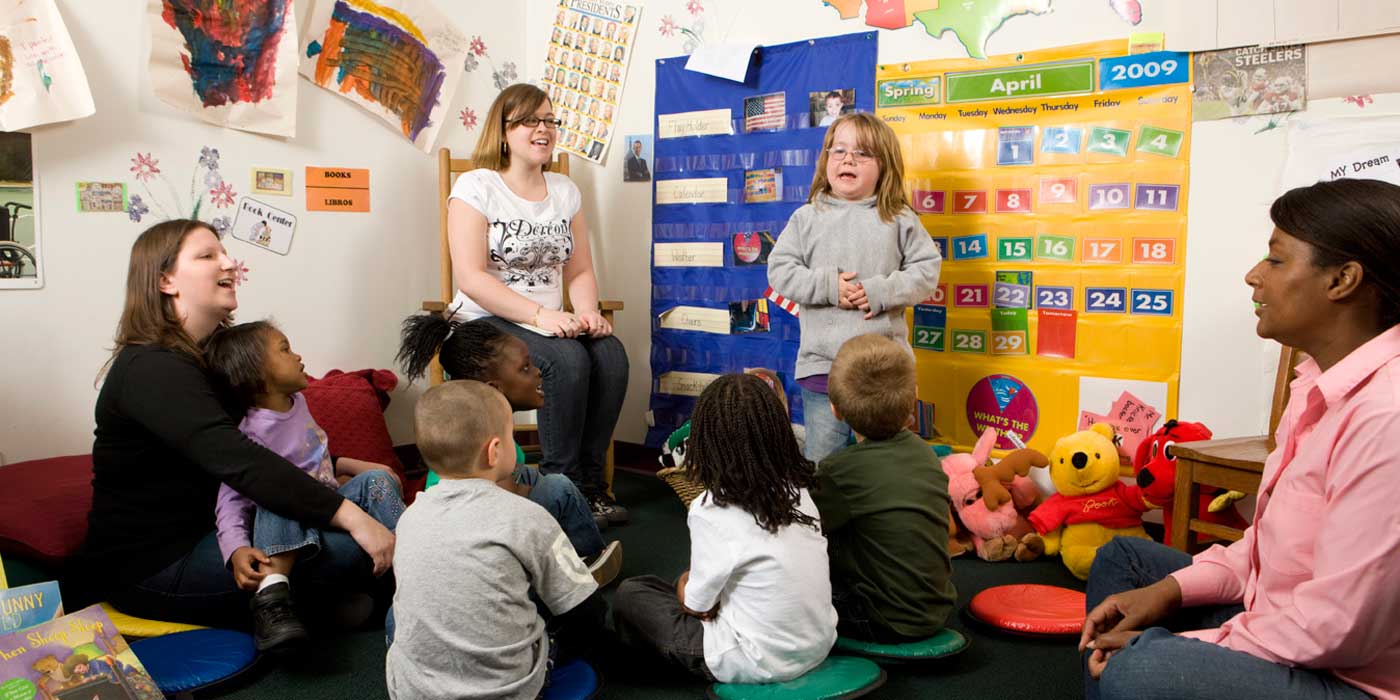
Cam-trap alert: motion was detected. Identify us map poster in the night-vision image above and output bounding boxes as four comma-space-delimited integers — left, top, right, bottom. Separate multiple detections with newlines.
876, 40, 1191, 456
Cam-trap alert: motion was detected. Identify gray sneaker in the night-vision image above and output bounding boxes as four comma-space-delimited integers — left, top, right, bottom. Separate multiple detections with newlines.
588, 493, 629, 525
583, 541, 623, 587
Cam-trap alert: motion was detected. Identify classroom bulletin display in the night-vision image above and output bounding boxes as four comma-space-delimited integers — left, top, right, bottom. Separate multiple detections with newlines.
876, 40, 1192, 455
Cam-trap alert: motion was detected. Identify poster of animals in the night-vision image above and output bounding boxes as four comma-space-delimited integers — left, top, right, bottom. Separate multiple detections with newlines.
0, 0, 94, 131
148, 0, 300, 137
300, 0, 469, 153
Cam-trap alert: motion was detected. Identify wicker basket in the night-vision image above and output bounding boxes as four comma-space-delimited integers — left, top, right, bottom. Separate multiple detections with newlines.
657, 466, 706, 509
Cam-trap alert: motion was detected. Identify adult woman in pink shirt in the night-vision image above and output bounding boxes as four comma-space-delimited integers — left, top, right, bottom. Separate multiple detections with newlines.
1080, 178, 1400, 700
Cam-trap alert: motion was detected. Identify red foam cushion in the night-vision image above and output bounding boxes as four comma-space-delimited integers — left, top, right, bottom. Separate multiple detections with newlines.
0, 454, 94, 564
302, 369, 405, 486
968, 584, 1086, 636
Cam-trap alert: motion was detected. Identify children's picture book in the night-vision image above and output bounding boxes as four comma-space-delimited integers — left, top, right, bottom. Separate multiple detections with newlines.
0, 604, 163, 700
1, 581, 63, 634
744, 168, 782, 203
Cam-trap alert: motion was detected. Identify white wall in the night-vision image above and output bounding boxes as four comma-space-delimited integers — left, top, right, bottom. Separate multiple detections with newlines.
524, 0, 1400, 444
0, 0, 526, 465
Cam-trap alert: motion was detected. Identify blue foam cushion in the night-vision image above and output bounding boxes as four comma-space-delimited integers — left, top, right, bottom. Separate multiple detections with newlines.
708, 657, 885, 700
129, 628, 257, 694
543, 658, 599, 700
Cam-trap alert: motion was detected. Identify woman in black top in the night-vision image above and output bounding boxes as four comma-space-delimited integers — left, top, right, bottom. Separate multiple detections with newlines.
74, 219, 394, 642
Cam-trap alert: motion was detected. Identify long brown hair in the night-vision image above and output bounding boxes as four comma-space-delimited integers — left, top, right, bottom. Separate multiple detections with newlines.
101, 219, 219, 377
808, 112, 911, 223
471, 83, 551, 172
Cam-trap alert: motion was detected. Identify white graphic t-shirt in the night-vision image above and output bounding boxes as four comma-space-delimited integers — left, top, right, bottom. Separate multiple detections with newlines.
448, 169, 581, 322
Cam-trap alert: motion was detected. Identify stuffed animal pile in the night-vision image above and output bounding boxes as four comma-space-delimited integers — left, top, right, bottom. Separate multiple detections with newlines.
943, 428, 1048, 562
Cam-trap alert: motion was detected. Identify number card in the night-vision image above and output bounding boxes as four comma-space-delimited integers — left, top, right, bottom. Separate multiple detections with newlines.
997, 237, 1033, 261
951, 329, 987, 354
1130, 288, 1175, 316
1036, 308, 1078, 358
1134, 184, 1181, 211
995, 189, 1033, 214
1136, 125, 1185, 158
1036, 285, 1074, 310
1087, 126, 1131, 156
953, 284, 989, 308
1085, 286, 1127, 313
912, 304, 947, 351
1132, 238, 1177, 264
1041, 126, 1083, 154
913, 189, 946, 214
994, 280, 1031, 308
951, 233, 988, 260
1036, 234, 1075, 262
991, 308, 1029, 356
1098, 52, 1189, 91
1039, 176, 1078, 204
1082, 237, 1122, 263
930, 236, 949, 260
952, 190, 988, 214
1088, 183, 1131, 210
997, 126, 1036, 165
921, 283, 948, 306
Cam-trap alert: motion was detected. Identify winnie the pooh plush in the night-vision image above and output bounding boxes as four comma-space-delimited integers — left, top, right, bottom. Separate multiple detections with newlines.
1029, 423, 1152, 579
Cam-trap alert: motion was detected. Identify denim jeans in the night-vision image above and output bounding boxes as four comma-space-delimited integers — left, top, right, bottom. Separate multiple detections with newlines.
483, 317, 629, 496
255, 471, 404, 560
515, 464, 605, 558
612, 575, 715, 681
800, 388, 851, 463
1085, 537, 1372, 700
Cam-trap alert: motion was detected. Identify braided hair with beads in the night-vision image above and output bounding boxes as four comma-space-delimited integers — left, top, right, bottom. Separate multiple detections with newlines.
686, 373, 819, 534
397, 311, 513, 383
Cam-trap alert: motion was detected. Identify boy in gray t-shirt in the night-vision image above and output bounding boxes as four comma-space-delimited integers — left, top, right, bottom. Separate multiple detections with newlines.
387, 381, 602, 700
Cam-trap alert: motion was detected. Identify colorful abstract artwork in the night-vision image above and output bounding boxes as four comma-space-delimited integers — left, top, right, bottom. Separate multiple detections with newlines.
149, 0, 299, 137
0, 0, 94, 130
300, 0, 468, 153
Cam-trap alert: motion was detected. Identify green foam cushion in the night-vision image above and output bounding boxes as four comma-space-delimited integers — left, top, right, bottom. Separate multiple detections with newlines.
833, 628, 968, 659
708, 657, 885, 700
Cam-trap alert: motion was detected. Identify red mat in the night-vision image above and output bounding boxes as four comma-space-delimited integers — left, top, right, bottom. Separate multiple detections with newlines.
967, 584, 1086, 636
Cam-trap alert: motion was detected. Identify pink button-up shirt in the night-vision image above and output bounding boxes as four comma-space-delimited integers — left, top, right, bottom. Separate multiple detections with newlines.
1171, 325, 1400, 700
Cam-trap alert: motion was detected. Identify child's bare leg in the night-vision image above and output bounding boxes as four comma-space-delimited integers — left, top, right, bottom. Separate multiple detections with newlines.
264, 552, 296, 577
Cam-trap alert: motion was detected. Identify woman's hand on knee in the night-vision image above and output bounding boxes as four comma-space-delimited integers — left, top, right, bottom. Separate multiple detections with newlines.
538, 308, 583, 337
1080, 577, 1181, 652
575, 310, 612, 337
332, 500, 396, 576
1085, 630, 1143, 679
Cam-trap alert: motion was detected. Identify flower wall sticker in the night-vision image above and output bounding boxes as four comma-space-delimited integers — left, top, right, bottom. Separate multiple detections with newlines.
231, 257, 250, 286
1344, 95, 1374, 109
459, 34, 520, 132
127, 145, 235, 225
659, 0, 707, 54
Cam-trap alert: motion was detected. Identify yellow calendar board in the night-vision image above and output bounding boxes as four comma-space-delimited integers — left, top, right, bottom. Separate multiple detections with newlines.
878, 40, 1191, 458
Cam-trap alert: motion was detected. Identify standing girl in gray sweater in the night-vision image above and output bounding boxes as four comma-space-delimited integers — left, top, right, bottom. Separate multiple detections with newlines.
768, 112, 942, 462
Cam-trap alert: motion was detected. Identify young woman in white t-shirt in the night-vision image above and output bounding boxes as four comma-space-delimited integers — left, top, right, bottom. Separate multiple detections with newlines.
445, 83, 630, 525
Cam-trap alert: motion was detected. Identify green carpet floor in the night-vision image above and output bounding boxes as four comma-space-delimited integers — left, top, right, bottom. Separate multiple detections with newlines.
206, 469, 1090, 699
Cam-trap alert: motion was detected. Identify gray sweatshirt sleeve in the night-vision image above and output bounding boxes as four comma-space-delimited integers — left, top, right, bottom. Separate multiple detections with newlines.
768, 208, 840, 307
858, 212, 942, 315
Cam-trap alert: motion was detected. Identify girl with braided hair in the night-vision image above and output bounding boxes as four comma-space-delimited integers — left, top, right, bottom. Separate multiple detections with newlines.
613, 373, 837, 683
397, 310, 620, 579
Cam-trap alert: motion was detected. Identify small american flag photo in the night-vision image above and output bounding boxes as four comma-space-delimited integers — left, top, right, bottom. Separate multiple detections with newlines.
744, 91, 787, 133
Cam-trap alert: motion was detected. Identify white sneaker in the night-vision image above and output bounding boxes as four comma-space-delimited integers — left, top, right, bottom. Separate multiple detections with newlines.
584, 541, 623, 587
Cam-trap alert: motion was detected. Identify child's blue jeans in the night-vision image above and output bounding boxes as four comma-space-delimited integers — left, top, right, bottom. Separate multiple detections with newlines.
515, 465, 606, 559
254, 470, 404, 560
801, 388, 852, 463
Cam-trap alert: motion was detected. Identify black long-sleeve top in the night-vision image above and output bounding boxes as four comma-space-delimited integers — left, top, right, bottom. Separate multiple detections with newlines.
73, 344, 345, 586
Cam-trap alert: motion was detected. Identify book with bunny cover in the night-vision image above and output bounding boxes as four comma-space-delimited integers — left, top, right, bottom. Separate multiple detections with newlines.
0, 581, 63, 634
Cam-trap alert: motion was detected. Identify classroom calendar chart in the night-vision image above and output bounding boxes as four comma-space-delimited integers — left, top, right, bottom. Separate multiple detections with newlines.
877, 40, 1191, 455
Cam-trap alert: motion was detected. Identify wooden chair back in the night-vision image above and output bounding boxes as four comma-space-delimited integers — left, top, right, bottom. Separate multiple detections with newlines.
1267, 345, 1304, 448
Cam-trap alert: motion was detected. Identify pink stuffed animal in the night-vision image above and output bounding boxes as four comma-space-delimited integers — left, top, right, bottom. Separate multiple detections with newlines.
943, 428, 1048, 562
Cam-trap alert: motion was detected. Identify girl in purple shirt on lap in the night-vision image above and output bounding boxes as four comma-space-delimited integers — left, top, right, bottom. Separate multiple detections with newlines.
206, 320, 405, 652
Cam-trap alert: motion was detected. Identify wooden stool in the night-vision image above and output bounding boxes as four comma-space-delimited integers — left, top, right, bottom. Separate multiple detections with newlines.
1170, 437, 1268, 552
